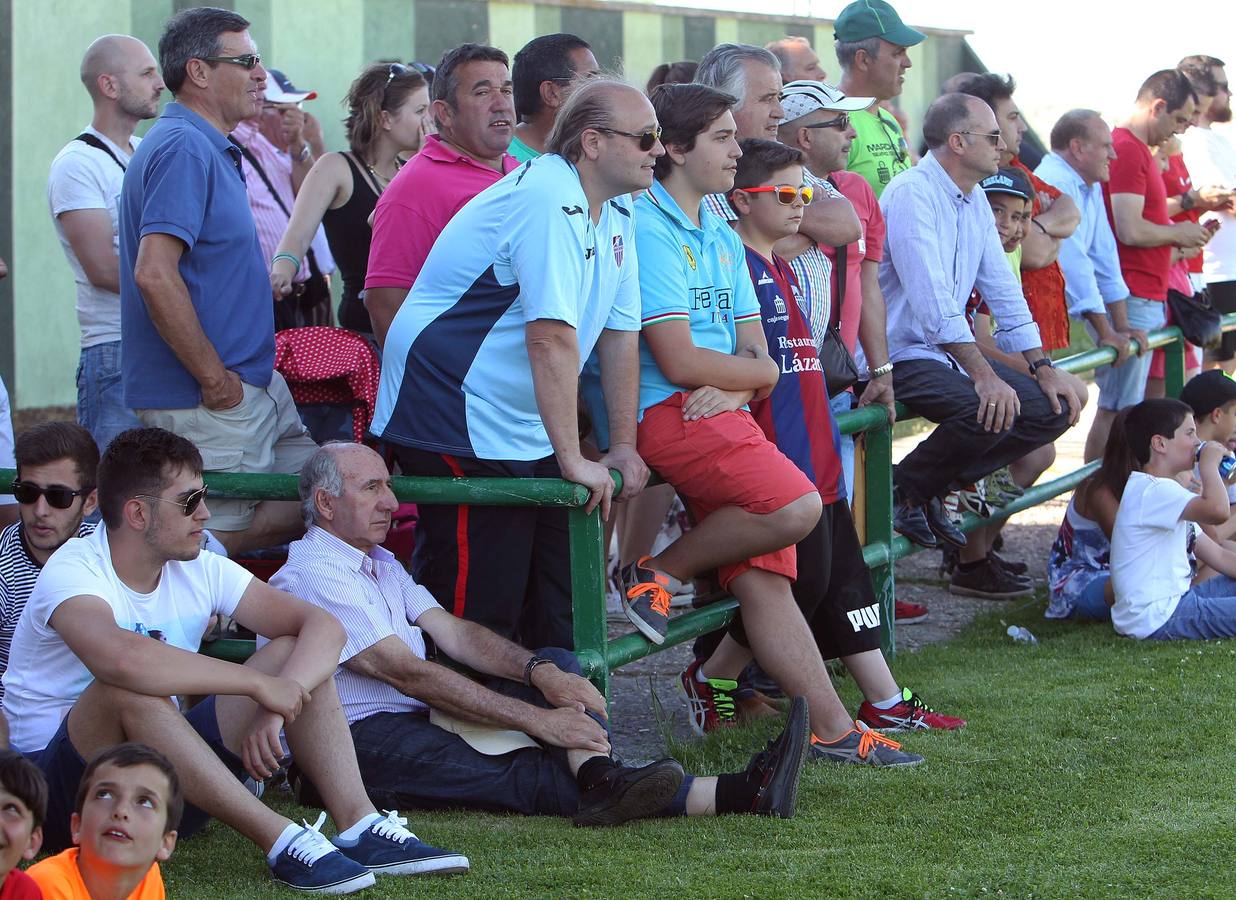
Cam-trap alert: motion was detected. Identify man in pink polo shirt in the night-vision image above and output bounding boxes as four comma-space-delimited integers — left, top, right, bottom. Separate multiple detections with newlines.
365, 44, 519, 346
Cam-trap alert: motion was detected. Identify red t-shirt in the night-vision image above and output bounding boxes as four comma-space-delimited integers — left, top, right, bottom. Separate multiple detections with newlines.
1103, 127, 1172, 301
365, 135, 519, 291
821, 170, 885, 355
0, 868, 42, 900
1013, 157, 1070, 351
1165, 152, 1204, 275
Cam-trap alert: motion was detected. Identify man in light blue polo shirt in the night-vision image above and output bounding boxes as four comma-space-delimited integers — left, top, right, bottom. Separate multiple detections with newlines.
374, 78, 657, 649
119, 7, 315, 556
1035, 110, 1144, 462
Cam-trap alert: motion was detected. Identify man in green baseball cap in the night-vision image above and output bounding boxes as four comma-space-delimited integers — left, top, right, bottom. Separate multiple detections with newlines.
834, 0, 925, 196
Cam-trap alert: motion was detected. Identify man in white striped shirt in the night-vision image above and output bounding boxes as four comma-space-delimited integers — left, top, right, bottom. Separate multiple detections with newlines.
274, 442, 809, 824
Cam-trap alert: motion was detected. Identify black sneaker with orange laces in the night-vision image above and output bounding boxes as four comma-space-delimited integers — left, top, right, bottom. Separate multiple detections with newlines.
620, 556, 673, 644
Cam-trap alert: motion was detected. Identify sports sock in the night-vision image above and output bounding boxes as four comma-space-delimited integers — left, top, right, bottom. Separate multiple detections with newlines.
336, 812, 382, 843
267, 822, 303, 864
714, 772, 758, 814
654, 567, 683, 594
872, 690, 905, 710
576, 756, 620, 793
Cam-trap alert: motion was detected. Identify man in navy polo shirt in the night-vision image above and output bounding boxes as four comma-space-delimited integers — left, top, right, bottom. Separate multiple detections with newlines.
119, 7, 316, 557
372, 77, 657, 649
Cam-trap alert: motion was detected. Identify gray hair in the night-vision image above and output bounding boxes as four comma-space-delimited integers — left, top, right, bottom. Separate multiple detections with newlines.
765, 36, 810, 73
298, 443, 349, 528
158, 6, 250, 95
547, 76, 635, 162
695, 43, 780, 108
1050, 109, 1104, 152
835, 37, 883, 72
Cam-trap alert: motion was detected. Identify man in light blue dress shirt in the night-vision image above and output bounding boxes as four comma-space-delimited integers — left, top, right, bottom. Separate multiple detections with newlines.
1036, 110, 1147, 463
879, 94, 1083, 550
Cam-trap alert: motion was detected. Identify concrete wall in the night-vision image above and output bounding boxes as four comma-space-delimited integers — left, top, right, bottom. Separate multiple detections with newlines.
0, 0, 972, 408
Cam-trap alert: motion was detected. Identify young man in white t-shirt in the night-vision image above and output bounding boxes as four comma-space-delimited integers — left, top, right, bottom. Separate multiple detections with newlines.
47, 35, 162, 452
1, 428, 467, 894
1109, 399, 1236, 640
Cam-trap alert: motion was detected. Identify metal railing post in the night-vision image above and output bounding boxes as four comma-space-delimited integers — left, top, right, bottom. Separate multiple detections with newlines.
568, 505, 610, 698
862, 418, 897, 655
1163, 334, 1186, 399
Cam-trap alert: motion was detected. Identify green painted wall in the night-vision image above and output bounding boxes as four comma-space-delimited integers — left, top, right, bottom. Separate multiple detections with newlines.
2, 0, 971, 409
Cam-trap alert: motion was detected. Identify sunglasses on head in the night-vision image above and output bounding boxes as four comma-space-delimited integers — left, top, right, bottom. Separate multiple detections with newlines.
742, 184, 815, 206
11, 480, 90, 510
201, 53, 262, 70
135, 486, 208, 517
596, 125, 663, 151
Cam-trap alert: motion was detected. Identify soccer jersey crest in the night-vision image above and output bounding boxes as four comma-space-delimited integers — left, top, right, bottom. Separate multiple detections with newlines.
613, 235, 624, 267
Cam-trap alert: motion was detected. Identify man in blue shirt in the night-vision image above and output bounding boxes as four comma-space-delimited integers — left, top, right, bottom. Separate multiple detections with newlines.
373, 78, 654, 649
119, 7, 315, 557
1035, 110, 1145, 462
879, 94, 1083, 551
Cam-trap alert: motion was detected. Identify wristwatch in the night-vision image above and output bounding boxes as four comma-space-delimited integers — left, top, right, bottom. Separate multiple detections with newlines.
870, 361, 894, 378
523, 655, 553, 686
294, 143, 312, 163
1029, 357, 1054, 375
1181, 191, 1196, 212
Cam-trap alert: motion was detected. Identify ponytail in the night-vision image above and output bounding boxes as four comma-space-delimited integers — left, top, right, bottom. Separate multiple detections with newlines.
1092, 398, 1192, 500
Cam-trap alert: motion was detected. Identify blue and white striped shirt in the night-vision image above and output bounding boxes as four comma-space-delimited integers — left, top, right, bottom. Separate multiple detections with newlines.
271, 526, 442, 726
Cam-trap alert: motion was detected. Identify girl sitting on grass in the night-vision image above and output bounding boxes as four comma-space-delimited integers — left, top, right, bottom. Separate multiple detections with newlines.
1108, 398, 1236, 640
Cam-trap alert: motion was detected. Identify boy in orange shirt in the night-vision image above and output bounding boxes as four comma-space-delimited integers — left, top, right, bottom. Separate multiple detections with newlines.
29, 744, 179, 900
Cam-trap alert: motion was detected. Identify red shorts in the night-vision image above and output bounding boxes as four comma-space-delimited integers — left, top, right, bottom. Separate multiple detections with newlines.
636, 392, 816, 589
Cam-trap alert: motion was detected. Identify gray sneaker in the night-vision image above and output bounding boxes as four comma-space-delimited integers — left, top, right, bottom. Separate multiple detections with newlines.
619, 557, 672, 644
808, 721, 925, 767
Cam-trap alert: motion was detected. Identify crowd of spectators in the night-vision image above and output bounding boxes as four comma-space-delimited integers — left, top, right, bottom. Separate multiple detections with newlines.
0, 0, 1232, 892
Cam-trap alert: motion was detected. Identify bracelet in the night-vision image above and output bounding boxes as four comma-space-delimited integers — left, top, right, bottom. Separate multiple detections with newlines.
523, 655, 552, 686
1032, 219, 1049, 236
272, 253, 301, 275
870, 361, 894, 378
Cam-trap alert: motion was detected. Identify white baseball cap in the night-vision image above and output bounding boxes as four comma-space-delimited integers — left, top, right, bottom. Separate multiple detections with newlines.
780, 80, 874, 121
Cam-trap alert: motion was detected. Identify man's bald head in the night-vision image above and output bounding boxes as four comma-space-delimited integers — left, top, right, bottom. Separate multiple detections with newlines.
80, 35, 163, 119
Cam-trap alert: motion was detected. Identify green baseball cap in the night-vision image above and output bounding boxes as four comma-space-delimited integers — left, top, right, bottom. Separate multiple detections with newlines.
834, 0, 926, 47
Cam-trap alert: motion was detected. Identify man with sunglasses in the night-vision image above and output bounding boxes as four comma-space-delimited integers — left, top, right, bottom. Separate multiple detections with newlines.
879, 94, 1083, 550
365, 44, 520, 346
118, 7, 317, 558
833, 0, 924, 198
0, 423, 99, 745
3, 427, 466, 892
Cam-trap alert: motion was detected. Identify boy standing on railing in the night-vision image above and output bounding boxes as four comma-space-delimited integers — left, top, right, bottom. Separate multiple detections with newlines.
619, 84, 911, 762
727, 138, 964, 745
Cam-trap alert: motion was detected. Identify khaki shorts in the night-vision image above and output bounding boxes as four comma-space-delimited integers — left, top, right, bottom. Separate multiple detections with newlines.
137, 371, 318, 532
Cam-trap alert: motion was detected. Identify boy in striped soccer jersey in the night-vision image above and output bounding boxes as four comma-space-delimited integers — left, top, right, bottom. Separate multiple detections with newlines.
728, 139, 964, 754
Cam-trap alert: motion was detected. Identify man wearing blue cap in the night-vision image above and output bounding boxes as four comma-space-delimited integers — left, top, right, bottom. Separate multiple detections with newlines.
833, 0, 924, 197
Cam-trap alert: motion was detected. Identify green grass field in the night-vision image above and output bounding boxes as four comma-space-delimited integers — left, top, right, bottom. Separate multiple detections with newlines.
131, 600, 1236, 898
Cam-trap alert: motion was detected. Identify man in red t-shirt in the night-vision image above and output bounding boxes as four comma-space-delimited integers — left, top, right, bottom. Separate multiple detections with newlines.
957, 73, 1080, 351
365, 44, 520, 346
1104, 70, 1210, 378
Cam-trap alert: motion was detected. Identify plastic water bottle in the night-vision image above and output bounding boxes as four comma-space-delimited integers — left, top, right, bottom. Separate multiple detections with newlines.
1006, 625, 1038, 644
1196, 441, 1236, 480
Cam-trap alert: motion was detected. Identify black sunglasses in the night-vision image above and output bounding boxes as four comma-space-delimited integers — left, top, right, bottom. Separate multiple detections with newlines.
877, 114, 908, 165
802, 114, 850, 131
135, 486, 208, 517
201, 53, 262, 70
596, 126, 663, 151
11, 480, 91, 510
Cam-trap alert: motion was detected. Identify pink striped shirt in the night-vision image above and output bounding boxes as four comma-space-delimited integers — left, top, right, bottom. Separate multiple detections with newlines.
230, 121, 335, 283
270, 526, 441, 725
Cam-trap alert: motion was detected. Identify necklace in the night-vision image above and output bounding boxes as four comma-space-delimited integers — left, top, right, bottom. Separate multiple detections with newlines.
364, 156, 402, 192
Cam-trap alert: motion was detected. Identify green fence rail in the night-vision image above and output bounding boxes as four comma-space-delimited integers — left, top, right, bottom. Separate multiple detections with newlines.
2, 315, 1231, 701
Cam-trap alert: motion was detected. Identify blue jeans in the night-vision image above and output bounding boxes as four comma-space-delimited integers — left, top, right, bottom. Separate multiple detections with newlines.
76, 341, 140, 452
1070, 575, 1112, 622
1149, 575, 1236, 640
1089, 297, 1165, 411
830, 391, 855, 501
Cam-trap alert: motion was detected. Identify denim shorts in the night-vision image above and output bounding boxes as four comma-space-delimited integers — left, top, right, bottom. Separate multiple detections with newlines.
1087, 297, 1166, 411
1148, 574, 1236, 640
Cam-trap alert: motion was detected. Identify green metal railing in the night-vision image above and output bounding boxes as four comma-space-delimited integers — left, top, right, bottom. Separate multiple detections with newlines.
2, 316, 1230, 701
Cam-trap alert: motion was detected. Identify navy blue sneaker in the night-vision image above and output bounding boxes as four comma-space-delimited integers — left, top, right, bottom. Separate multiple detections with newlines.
333, 810, 470, 876
269, 813, 375, 894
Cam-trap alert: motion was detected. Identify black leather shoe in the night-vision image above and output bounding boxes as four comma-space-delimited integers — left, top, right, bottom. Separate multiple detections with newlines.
924, 496, 967, 548
893, 499, 938, 548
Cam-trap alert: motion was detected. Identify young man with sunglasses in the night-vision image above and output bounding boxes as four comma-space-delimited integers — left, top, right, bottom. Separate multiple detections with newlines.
0, 423, 100, 747
119, 7, 317, 559
879, 94, 1082, 551
3, 427, 467, 893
